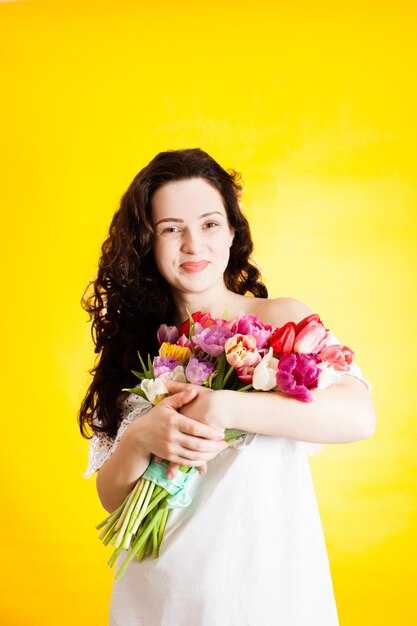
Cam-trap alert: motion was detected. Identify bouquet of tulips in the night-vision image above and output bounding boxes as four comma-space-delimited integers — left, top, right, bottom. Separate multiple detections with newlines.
96, 311, 354, 579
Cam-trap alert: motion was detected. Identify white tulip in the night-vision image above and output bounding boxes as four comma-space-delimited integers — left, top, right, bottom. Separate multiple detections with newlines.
140, 377, 169, 404
252, 348, 279, 391
316, 363, 342, 389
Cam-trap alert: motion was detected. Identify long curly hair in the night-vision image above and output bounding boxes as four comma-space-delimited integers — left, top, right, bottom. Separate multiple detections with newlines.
78, 148, 268, 439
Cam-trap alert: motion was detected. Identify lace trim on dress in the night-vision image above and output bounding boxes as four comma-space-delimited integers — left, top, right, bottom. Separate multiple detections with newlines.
83, 394, 152, 479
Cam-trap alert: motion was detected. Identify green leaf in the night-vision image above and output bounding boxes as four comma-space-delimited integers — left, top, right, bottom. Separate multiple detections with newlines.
212, 353, 227, 390
224, 428, 248, 443
147, 354, 154, 378
122, 387, 147, 398
185, 307, 197, 343
131, 370, 145, 380
137, 351, 149, 375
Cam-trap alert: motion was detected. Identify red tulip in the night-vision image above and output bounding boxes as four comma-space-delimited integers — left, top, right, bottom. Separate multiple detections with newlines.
178, 311, 206, 336
268, 322, 296, 356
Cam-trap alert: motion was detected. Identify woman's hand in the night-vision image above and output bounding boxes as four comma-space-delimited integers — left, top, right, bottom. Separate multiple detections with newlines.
126, 387, 228, 479
164, 380, 233, 430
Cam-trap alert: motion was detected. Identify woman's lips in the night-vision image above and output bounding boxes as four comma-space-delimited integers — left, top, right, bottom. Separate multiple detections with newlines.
180, 261, 209, 273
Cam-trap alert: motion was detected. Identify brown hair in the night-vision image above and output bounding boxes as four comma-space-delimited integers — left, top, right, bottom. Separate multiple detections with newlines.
78, 148, 267, 439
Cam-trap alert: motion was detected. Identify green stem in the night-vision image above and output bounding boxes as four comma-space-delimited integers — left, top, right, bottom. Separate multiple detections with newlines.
114, 479, 143, 533
237, 383, 253, 392
157, 509, 170, 554
131, 482, 155, 534
107, 543, 126, 569
222, 364, 235, 386
145, 531, 153, 556
95, 498, 127, 531
112, 480, 145, 548
142, 489, 169, 518
102, 524, 119, 547
122, 531, 134, 550
152, 519, 159, 558
135, 539, 147, 562
115, 509, 164, 579
124, 479, 150, 536
98, 517, 118, 541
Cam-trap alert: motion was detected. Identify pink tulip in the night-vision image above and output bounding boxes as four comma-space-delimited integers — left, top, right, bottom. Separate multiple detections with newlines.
318, 344, 354, 371
295, 313, 321, 334
224, 334, 261, 369
293, 317, 329, 354
177, 334, 193, 350
235, 362, 261, 384
275, 353, 321, 402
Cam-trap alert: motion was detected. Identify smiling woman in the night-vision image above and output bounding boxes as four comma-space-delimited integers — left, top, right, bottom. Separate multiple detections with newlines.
151, 179, 235, 322
79, 148, 375, 626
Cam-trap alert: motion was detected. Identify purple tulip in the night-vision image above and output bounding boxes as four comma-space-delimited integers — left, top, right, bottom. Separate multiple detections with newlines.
156, 324, 179, 347
185, 356, 216, 385
192, 323, 234, 357
153, 357, 180, 378
275, 353, 321, 402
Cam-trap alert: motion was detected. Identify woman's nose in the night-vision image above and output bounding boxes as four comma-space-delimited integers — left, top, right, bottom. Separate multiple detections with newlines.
181, 228, 204, 254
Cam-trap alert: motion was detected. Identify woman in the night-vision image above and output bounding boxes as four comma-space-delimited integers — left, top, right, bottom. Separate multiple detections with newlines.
80, 148, 376, 625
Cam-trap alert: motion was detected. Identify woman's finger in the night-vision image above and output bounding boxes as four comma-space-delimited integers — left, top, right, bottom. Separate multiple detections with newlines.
162, 388, 198, 411
164, 379, 197, 395
165, 452, 225, 466
178, 434, 228, 454
166, 460, 208, 479
166, 462, 180, 479
177, 415, 225, 440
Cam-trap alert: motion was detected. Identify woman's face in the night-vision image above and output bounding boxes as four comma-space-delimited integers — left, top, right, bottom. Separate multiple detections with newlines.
151, 178, 235, 297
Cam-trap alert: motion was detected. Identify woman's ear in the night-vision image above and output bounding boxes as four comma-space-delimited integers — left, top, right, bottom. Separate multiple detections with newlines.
229, 228, 235, 247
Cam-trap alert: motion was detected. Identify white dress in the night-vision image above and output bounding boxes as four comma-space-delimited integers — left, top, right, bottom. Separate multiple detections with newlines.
84, 359, 372, 626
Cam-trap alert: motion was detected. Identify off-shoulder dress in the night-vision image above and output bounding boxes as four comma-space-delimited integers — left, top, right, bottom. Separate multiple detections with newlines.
84, 348, 371, 626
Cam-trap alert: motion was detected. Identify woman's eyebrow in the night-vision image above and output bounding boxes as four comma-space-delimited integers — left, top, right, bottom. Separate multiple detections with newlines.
155, 211, 224, 226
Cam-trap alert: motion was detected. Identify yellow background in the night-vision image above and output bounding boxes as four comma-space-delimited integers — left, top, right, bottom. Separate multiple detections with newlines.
1, 0, 416, 624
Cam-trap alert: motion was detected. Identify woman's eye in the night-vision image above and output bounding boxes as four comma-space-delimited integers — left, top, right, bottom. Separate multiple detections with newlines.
204, 221, 219, 229
161, 226, 180, 234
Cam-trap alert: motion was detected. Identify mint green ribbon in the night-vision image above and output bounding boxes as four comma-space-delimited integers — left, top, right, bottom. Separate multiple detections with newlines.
143, 460, 199, 509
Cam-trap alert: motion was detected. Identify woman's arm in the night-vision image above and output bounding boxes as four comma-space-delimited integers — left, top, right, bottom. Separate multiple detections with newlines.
231, 297, 376, 441
227, 374, 375, 442
95, 428, 151, 515
95, 388, 227, 513
166, 376, 375, 444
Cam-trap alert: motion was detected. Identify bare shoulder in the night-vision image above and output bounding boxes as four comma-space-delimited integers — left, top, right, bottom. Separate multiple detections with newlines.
252, 296, 314, 327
